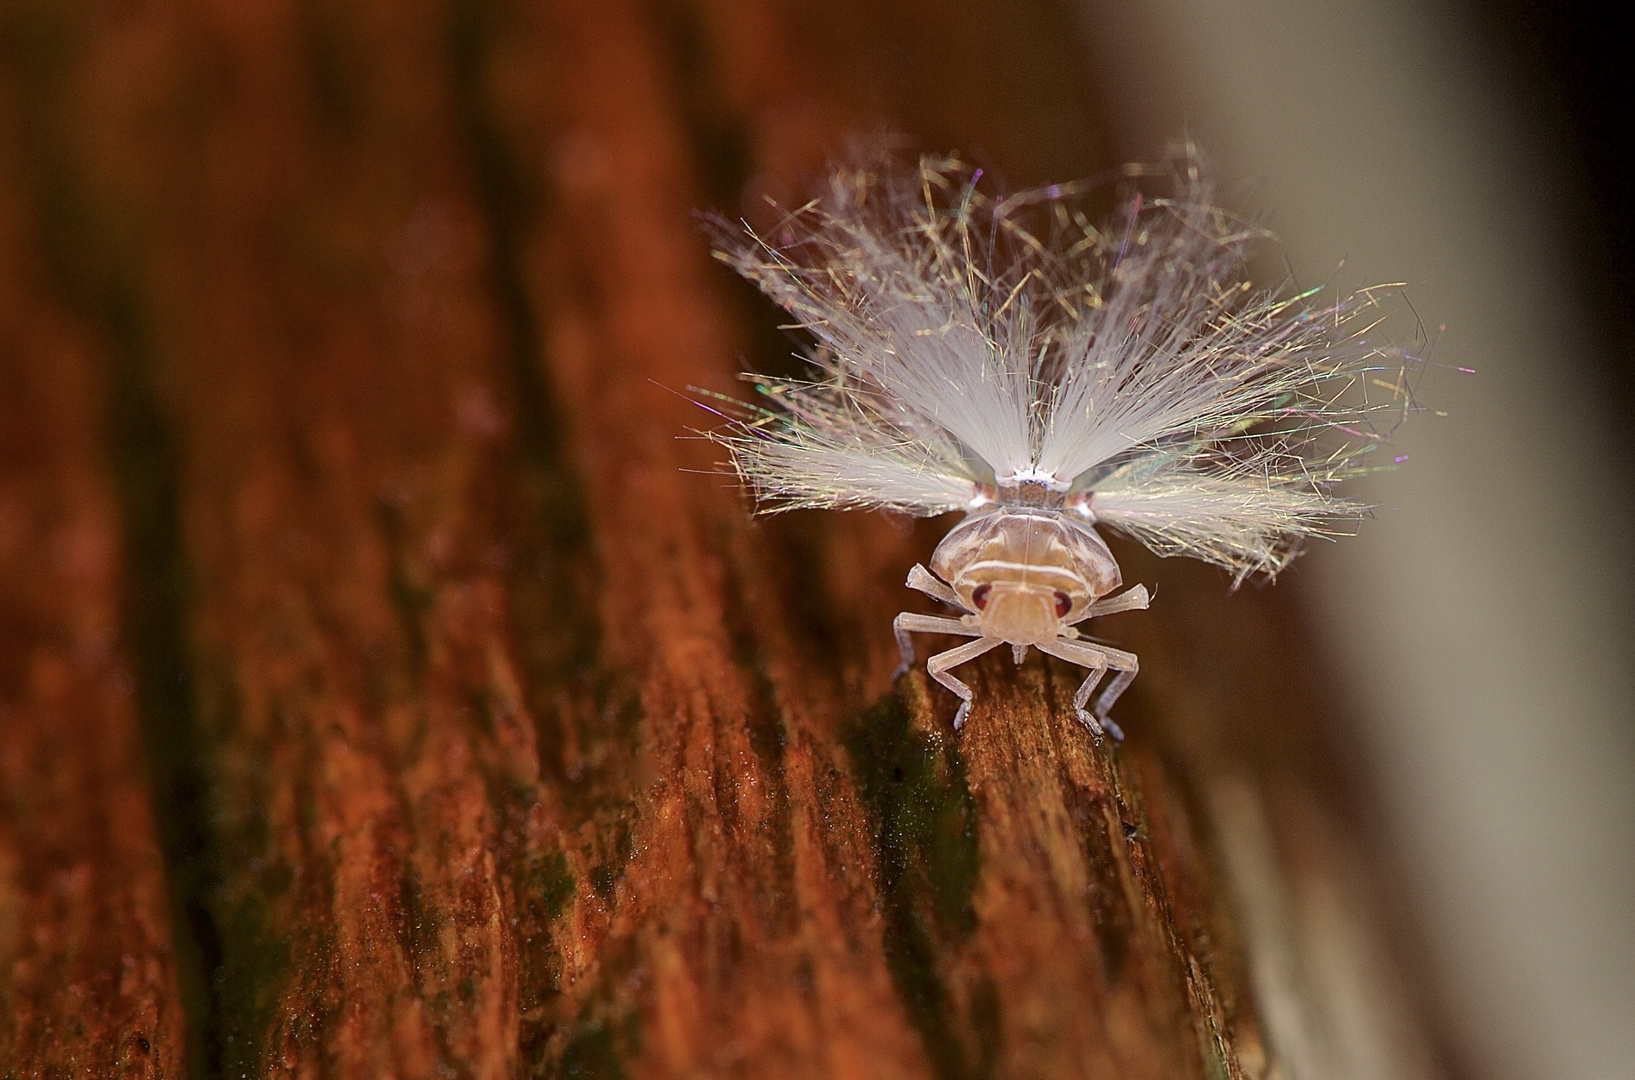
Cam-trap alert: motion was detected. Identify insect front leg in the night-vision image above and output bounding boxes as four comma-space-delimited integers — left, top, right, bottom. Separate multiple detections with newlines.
926, 636, 1003, 730
892, 612, 981, 677
905, 563, 970, 612
1076, 584, 1150, 623
1036, 637, 1139, 741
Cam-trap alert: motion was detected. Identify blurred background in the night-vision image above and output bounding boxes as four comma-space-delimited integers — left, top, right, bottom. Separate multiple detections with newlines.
1073, 3, 1635, 1079
1, 0, 1630, 1078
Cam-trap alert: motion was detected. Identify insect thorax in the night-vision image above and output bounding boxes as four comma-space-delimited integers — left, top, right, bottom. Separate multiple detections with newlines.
930, 506, 1123, 645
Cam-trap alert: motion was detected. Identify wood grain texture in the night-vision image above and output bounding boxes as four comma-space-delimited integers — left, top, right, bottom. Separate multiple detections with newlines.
0, 127, 185, 1075
0, 0, 1433, 1077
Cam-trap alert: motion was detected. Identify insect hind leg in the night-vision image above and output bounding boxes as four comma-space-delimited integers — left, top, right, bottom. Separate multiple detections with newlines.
1036, 637, 1139, 741
1093, 663, 1138, 724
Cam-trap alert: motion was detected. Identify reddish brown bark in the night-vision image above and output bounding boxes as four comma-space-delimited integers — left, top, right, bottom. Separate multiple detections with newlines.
0, 148, 185, 1075
0, 0, 1424, 1077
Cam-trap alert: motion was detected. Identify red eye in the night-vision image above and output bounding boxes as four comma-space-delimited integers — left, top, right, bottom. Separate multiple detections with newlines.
971, 583, 992, 610
1054, 591, 1072, 618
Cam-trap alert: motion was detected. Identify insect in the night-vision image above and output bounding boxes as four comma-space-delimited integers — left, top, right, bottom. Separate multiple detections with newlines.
703, 144, 1415, 738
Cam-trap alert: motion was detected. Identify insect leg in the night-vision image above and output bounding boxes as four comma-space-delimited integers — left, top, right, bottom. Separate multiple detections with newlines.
906, 563, 970, 612
1084, 584, 1151, 620
1091, 651, 1139, 724
1068, 584, 1151, 626
925, 636, 1003, 731
893, 612, 981, 677
1036, 637, 1111, 736
1036, 637, 1139, 740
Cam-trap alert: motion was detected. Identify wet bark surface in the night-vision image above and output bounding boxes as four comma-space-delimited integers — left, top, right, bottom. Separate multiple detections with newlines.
0, 1, 1423, 1077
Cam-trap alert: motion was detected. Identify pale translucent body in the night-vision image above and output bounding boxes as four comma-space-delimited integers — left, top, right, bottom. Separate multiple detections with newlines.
893, 482, 1150, 738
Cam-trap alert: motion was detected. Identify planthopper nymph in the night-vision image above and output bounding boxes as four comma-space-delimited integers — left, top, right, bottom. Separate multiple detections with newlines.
702, 144, 1417, 739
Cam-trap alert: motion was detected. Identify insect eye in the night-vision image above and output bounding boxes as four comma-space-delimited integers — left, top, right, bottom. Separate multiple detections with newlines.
1054, 591, 1072, 618
971, 583, 992, 610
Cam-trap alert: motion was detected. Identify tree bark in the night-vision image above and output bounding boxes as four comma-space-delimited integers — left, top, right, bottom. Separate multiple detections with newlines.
0, 148, 185, 1075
